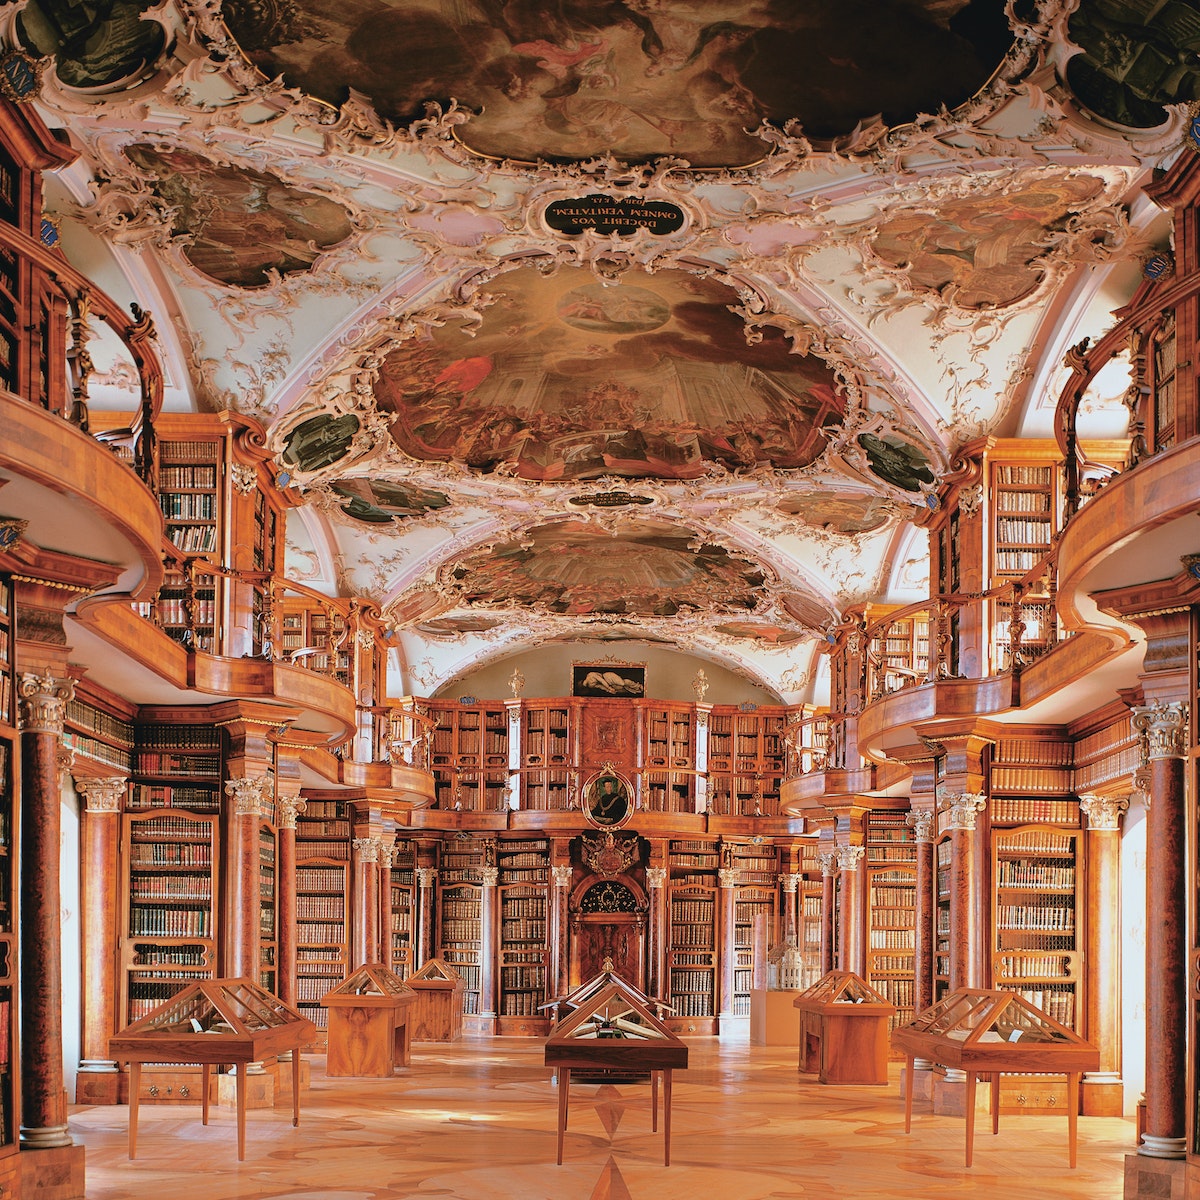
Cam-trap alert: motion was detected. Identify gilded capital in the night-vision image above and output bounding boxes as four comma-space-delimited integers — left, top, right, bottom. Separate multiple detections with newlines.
835, 844, 865, 872
480, 866, 499, 887
379, 840, 396, 870
225, 776, 272, 818
1079, 793, 1129, 832
1132, 701, 1189, 761
18, 673, 74, 736
353, 836, 380, 864
718, 868, 740, 889
416, 867, 438, 889
646, 866, 667, 890
781, 873, 800, 894
276, 792, 307, 829
939, 791, 987, 831
906, 808, 936, 844
817, 851, 838, 877
552, 864, 573, 889
76, 775, 126, 813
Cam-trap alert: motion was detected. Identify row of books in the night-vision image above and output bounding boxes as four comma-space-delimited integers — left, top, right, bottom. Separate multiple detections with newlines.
870, 907, 914, 928
501, 895, 544, 917
129, 843, 211, 867
869, 887, 916, 908
440, 921, 480, 942
500, 967, 545, 991
869, 954, 915, 973
671, 899, 715, 923
129, 909, 211, 936
167, 524, 219, 554
869, 929, 915, 949
296, 896, 345, 920
995, 953, 1073, 980
670, 969, 715, 993
296, 867, 346, 892
996, 862, 1075, 890
500, 992, 545, 1016
135, 751, 221, 778
128, 784, 219, 811
997, 904, 1076, 931
130, 878, 212, 900
159, 463, 218, 489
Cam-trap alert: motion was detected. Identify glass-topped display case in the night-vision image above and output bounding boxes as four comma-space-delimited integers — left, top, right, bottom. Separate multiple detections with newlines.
793, 970, 896, 1084
322, 963, 417, 1077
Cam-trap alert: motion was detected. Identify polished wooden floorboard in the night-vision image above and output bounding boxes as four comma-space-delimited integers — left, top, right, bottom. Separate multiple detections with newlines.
74, 1036, 1134, 1199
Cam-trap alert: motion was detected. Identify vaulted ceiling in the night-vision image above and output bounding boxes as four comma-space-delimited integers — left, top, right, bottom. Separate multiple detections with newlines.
11, 0, 1180, 701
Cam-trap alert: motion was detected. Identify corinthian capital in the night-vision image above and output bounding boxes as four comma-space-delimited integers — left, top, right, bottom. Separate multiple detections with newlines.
906, 808, 936, 843
835, 844, 865, 872
480, 866, 499, 887
416, 867, 438, 889
817, 851, 838, 877
353, 836, 380, 864
552, 865, 573, 889
18, 673, 75, 736
1078, 793, 1129, 832
225, 776, 273, 818
1132, 701, 1189, 761
276, 792, 307, 829
781, 873, 800, 894
646, 867, 667, 890
75, 775, 126, 813
939, 791, 987, 831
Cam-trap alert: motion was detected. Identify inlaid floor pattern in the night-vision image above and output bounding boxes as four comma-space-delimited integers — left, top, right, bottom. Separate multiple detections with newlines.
74, 1036, 1135, 1200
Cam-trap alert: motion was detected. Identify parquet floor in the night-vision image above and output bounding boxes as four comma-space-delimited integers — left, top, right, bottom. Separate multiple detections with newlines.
74, 1036, 1135, 1200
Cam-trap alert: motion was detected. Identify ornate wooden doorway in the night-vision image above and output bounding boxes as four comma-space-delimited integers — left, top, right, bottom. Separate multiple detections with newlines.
569, 878, 646, 991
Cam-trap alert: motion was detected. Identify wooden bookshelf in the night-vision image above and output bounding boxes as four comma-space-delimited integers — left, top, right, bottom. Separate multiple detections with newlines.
868, 606, 930, 696
0, 142, 21, 398
707, 706, 787, 817
0, 577, 11, 729
520, 701, 573, 811
294, 799, 351, 1032
497, 838, 549, 1032
864, 811, 917, 1035
258, 823, 277, 994
640, 703, 694, 813
934, 835, 952, 1006
733, 884, 777, 1016
991, 824, 1083, 1033
667, 839, 718, 1031
129, 723, 223, 813
119, 810, 218, 1028
0, 680, 18, 1157
427, 700, 511, 812
796, 841, 823, 974
438, 841, 484, 1013
389, 839, 415, 979
64, 695, 135, 776
280, 600, 351, 686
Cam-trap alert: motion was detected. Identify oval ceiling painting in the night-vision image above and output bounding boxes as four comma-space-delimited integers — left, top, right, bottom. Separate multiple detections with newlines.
375, 266, 846, 482
443, 520, 765, 616
220, 1, 1011, 166
122, 145, 355, 288
330, 478, 450, 524
778, 492, 892, 534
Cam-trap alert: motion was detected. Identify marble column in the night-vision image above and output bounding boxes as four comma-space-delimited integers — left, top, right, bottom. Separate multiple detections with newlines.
224, 776, 272, 980
835, 845, 865, 976
818, 852, 837, 976
379, 840, 395, 971
74, 775, 125, 1105
276, 792, 305, 1006
646, 866, 668, 1001
906, 808, 936, 1014
479, 863, 499, 1029
718, 866, 738, 1017
18, 672, 75, 1149
550, 865, 573, 998
1078, 792, 1128, 1117
1132, 702, 1188, 1159
351, 837, 380, 968
416, 867, 437, 966
940, 792, 987, 991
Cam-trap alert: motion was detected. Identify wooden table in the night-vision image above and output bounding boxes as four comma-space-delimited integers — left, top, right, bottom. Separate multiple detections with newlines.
111, 1016, 314, 1161
892, 1026, 1100, 1167
545, 1035, 689, 1166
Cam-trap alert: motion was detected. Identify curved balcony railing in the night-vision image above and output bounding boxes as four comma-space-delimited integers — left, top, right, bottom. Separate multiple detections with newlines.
0, 220, 162, 483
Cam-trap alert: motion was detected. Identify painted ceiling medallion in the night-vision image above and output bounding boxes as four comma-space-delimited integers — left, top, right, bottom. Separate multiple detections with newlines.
122, 145, 355, 289
868, 174, 1108, 310
442, 520, 766, 617
219, 0, 1013, 166
777, 492, 892, 534
329, 479, 451, 524
374, 266, 845, 482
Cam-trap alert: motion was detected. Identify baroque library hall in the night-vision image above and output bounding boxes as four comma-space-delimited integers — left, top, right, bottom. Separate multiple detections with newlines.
2, 3, 1200, 1199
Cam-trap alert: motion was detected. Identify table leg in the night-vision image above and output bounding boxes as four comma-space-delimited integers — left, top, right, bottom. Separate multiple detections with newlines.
991, 1073, 1000, 1135
965, 1071, 977, 1167
904, 1055, 914, 1133
201, 1064, 210, 1126
556, 1067, 569, 1165
292, 1049, 301, 1127
652, 1070, 659, 1133
236, 1066, 246, 1162
1067, 1072, 1080, 1169
128, 1061, 140, 1160
663, 1069, 672, 1167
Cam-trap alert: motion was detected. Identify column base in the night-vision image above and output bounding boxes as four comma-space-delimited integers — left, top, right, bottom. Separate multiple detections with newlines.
1124, 1152, 1185, 1199
1138, 1134, 1187, 1159
19, 1142, 85, 1200
74, 1064, 121, 1107
931, 1070, 990, 1118
20, 1126, 73, 1151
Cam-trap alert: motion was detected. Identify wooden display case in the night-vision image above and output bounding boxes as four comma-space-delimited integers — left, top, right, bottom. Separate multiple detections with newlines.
545, 979, 689, 1166
892, 988, 1099, 1167
793, 971, 896, 1086
322, 963, 416, 1077
407, 959, 466, 1041
110, 978, 315, 1161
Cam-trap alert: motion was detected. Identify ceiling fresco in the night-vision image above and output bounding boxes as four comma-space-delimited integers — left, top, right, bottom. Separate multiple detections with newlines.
441, 520, 768, 617
19, 0, 1168, 699
374, 266, 846, 481
867, 173, 1110, 309
122, 145, 355, 288
218, 0, 1012, 167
